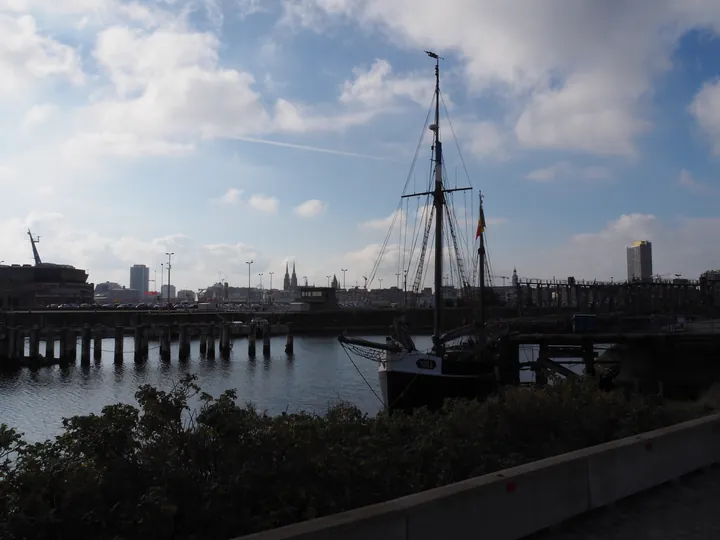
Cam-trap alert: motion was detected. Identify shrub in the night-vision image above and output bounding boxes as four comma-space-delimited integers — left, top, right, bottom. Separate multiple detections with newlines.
0, 375, 704, 540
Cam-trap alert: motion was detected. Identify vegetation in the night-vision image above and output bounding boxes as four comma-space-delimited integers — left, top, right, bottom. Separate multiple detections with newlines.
0, 376, 708, 540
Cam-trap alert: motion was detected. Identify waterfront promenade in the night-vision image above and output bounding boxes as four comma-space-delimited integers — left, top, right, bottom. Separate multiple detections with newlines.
533, 465, 720, 539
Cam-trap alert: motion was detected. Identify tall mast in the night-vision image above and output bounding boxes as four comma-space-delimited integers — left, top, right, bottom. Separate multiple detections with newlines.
478, 191, 486, 325
428, 51, 443, 338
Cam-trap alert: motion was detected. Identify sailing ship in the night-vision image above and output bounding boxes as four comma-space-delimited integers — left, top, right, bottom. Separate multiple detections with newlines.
339, 51, 509, 413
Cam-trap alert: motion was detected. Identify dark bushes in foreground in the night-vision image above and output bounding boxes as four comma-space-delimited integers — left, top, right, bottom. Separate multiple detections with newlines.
0, 376, 705, 540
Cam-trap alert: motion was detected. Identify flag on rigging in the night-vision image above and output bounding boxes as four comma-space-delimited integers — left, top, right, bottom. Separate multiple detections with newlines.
475, 207, 486, 239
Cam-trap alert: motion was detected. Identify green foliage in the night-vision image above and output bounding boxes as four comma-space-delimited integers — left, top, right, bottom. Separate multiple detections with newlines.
0, 375, 702, 540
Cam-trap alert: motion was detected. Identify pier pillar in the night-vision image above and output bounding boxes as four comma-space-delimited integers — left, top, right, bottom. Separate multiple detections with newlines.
15, 329, 25, 360
535, 342, 549, 387
262, 321, 271, 356
199, 326, 207, 355
114, 327, 124, 364
29, 325, 40, 360
44, 331, 54, 360
66, 329, 77, 362
178, 324, 190, 361
140, 325, 149, 358
219, 323, 231, 358
285, 324, 294, 355
206, 325, 216, 359
81, 325, 92, 365
248, 323, 256, 357
93, 328, 103, 361
160, 325, 171, 362
133, 325, 143, 362
0, 329, 8, 364
7, 328, 17, 362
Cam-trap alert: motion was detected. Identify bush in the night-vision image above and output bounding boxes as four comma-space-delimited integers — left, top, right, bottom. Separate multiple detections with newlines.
0, 375, 705, 540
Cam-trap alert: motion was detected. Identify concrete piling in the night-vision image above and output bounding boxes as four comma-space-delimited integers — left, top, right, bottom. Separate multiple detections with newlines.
93, 328, 103, 361
262, 321, 271, 356
248, 322, 256, 357
133, 326, 143, 362
140, 324, 149, 358
66, 329, 77, 362
114, 326, 124, 363
285, 324, 294, 355
199, 327, 207, 356
178, 324, 190, 361
29, 325, 39, 360
220, 323, 231, 358
45, 332, 54, 360
160, 325, 171, 362
207, 325, 216, 359
16, 330, 25, 360
81, 325, 91, 364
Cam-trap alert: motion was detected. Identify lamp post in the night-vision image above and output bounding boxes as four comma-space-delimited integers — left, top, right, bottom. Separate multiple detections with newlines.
160, 263, 164, 302
379, 278, 383, 289
165, 252, 174, 307
341, 268, 347, 290
258, 273, 263, 289
326, 275, 331, 287
268, 271, 274, 304
246, 260, 253, 306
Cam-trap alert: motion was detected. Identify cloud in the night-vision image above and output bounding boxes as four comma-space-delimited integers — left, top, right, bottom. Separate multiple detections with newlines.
690, 79, 720, 156
248, 194, 279, 214
339, 59, 435, 109
283, 0, 720, 157
678, 169, 714, 194
294, 199, 326, 217
21, 103, 58, 129
0, 13, 84, 97
359, 209, 405, 230
525, 161, 612, 182
215, 188, 243, 205
528, 213, 720, 281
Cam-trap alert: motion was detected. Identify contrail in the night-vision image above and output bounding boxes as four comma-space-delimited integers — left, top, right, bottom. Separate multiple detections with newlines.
231, 135, 400, 162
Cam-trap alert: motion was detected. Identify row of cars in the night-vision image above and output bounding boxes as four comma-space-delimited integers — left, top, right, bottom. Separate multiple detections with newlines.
47, 302, 200, 310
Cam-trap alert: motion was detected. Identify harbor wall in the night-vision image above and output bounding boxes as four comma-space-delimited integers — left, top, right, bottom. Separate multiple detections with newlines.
235, 413, 720, 540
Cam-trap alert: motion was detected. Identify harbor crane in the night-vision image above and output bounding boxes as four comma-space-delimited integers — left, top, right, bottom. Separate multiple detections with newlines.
492, 274, 510, 286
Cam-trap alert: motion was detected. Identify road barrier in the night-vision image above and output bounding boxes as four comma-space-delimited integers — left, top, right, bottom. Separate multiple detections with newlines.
236, 413, 720, 540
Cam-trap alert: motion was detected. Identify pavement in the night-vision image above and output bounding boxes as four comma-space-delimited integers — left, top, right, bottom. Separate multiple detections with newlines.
529, 465, 720, 540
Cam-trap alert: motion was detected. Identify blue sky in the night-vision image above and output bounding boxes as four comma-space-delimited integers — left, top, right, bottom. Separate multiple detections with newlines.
1, 0, 720, 291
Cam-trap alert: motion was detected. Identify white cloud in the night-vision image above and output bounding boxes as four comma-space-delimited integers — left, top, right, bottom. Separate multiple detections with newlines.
340, 59, 435, 109
525, 161, 612, 182
21, 103, 58, 129
690, 79, 720, 156
283, 0, 720, 157
0, 14, 84, 97
294, 199, 326, 217
678, 169, 714, 194
248, 193, 279, 214
215, 188, 243, 205
359, 209, 405, 230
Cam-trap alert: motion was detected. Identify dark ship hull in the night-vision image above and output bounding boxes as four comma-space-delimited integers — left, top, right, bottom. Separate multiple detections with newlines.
0, 264, 92, 309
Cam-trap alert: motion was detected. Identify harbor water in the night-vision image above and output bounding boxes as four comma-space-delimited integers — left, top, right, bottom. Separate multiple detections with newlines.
1, 335, 548, 442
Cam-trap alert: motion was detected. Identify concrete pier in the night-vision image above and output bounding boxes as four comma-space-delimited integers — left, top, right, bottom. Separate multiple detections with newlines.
133, 326, 143, 362
262, 321, 271, 356
178, 324, 190, 360
220, 323, 231, 358
207, 325, 216, 359
114, 326, 123, 363
160, 325, 171, 362
93, 328, 102, 361
81, 325, 91, 364
199, 327, 207, 355
29, 325, 39, 360
248, 323, 256, 357
285, 325, 294, 355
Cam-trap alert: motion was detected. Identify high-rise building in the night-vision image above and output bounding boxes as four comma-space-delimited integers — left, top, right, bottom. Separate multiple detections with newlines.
626, 241, 653, 282
130, 264, 150, 295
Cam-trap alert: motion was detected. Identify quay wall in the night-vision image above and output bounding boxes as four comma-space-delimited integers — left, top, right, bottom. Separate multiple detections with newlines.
235, 413, 720, 540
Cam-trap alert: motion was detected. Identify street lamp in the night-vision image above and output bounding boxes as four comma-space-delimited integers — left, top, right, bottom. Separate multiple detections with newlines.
379, 278, 383, 289
326, 275, 331, 287
160, 263, 164, 302
268, 271, 274, 304
246, 260, 253, 306
166, 252, 174, 306
341, 268, 348, 290
258, 273, 263, 289
403, 269, 408, 307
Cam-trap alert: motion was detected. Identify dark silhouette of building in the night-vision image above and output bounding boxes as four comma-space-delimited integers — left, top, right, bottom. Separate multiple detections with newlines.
130, 264, 149, 296
627, 240, 653, 282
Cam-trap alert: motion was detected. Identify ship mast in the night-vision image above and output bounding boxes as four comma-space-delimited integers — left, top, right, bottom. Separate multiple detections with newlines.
429, 51, 444, 338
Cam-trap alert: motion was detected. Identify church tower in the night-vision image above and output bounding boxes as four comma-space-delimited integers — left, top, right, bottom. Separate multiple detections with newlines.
283, 262, 290, 291
290, 261, 298, 290
512, 267, 518, 287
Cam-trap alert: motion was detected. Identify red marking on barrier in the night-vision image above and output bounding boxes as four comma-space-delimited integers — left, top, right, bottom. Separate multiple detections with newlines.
645, 441, 653, 451
506, 481, 517, 493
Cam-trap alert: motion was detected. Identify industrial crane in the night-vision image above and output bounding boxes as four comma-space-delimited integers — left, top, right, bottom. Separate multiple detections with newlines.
492, 274, 510, 286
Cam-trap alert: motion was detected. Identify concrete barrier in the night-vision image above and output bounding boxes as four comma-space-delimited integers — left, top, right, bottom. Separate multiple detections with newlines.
236, 413, 720, 540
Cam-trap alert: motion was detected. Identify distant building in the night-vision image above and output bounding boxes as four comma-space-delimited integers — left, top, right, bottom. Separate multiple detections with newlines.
161, 284, 176, 299
626, 241, 653, 282
177, 289, 196, 302
129, 264, 150, 296
283, 261, 299, 292
296, 286, 338, 310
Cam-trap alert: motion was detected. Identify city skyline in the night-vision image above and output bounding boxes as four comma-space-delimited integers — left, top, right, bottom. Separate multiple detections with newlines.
1, 2, 720, 290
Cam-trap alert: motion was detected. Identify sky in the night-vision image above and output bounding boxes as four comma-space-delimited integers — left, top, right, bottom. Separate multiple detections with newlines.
1, 0, 720, 292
